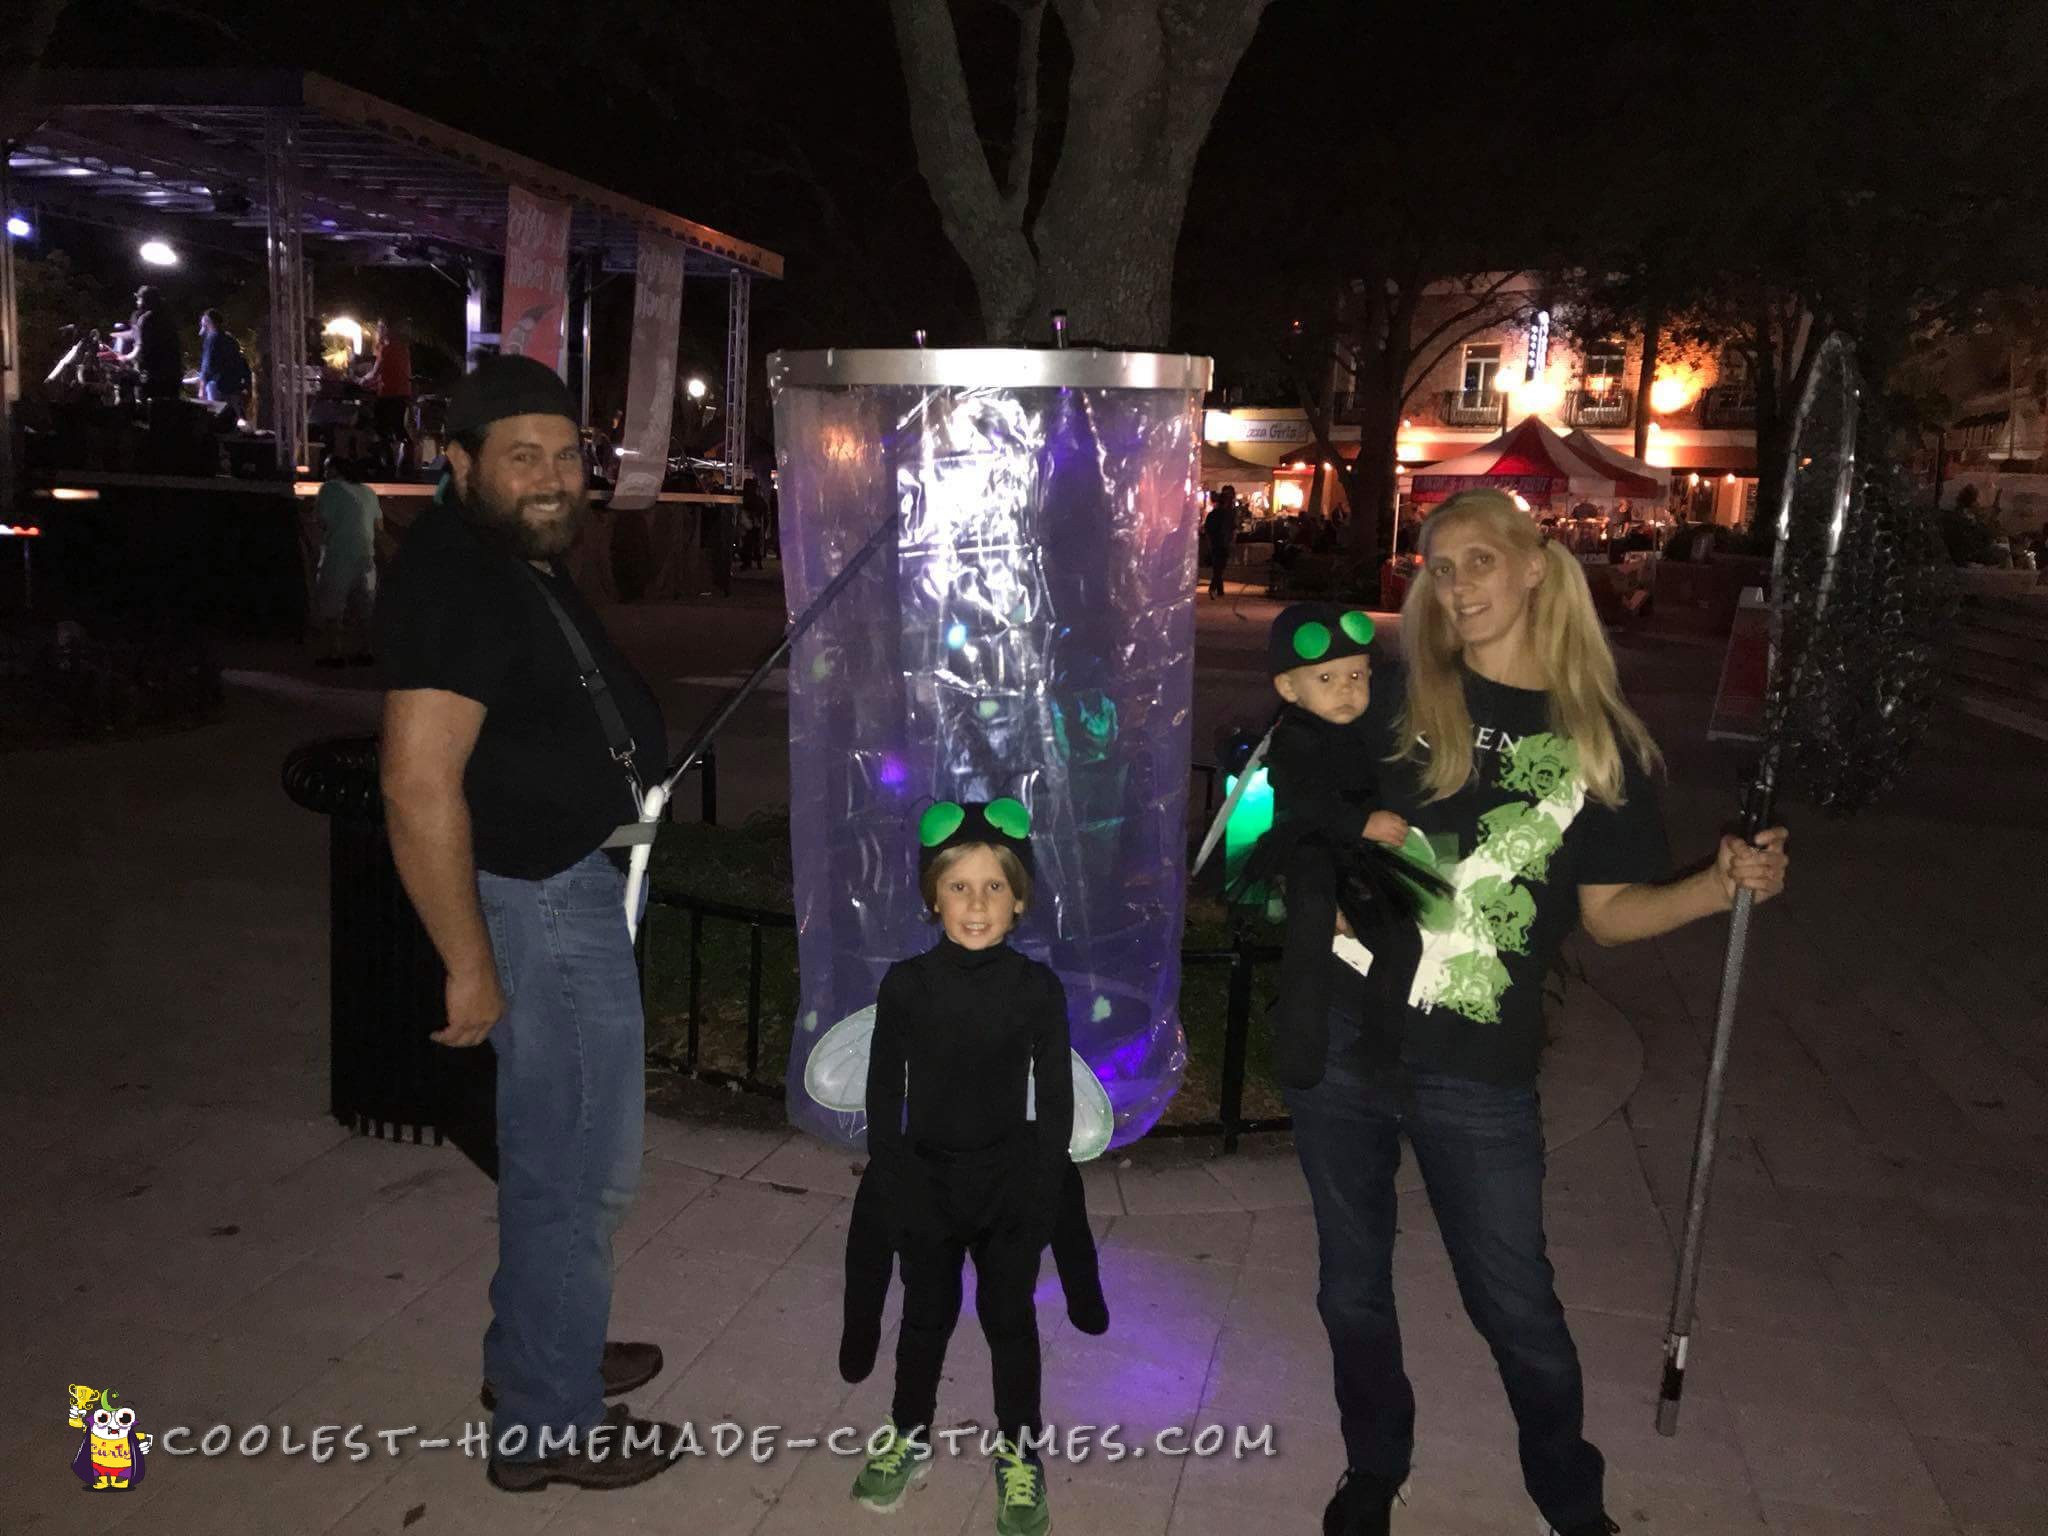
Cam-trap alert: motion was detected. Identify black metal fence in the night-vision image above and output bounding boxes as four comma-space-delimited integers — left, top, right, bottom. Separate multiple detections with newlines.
292, 733, 1289, 1157
638, 891, 1290, 1153
639, 891, 796, 1089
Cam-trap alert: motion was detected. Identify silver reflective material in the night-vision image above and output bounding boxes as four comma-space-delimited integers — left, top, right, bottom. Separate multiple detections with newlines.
771, 348, 1212, 1149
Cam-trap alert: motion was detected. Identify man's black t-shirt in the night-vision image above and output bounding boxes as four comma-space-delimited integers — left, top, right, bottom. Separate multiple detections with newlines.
377, 501, 667, 879
1374, 670, 1672, 1083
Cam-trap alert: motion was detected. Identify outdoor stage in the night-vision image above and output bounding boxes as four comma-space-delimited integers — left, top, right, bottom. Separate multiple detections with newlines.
3, 69, 781, 624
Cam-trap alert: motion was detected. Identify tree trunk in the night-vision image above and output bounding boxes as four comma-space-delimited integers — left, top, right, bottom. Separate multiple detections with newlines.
1341, 284, 1412, 581
1346, 412, 1398, 584
1336, 359, 1399, 581
892, 0, 1269, 346
1028, 191, 1185, 345
1633, 295, 1663, 462
1304, 358, 1337, 516
1750, 299, 1821, 532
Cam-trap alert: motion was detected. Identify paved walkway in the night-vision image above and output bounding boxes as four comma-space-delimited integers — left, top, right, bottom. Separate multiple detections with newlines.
3, 594, 2045, 1535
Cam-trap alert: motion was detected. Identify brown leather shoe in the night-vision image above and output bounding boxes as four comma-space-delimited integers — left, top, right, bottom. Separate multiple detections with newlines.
486, 1401, 681, 1493
479, 1340, 664, 1413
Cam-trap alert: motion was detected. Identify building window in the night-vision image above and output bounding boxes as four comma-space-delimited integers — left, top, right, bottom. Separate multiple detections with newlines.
1462, 344, 1502, 403
1718, 348, 1756, 399
1583, 342, 1626, 396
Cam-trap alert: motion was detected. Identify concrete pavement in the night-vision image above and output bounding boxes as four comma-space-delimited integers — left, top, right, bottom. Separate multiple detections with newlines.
2, 580, 2044, 1535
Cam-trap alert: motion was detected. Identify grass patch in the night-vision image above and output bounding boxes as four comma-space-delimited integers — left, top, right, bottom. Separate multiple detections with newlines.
641, 813, 1290, 1127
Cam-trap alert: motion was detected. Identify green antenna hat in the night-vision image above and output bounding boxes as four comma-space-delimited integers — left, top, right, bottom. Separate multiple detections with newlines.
1268, 602, 1376, 676
917, 797, 1034, 876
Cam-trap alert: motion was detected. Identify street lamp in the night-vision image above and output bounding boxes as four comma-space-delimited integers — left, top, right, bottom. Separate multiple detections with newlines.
5, 215, 30, 240
138, 239, 179, 267
686, 376, 708, 401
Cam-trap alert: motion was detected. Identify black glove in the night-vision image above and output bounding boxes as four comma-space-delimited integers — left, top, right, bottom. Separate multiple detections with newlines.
839, 1162, 894, 1383
1270, 841, 1338, 1090
1050, 1161, 1109, 1335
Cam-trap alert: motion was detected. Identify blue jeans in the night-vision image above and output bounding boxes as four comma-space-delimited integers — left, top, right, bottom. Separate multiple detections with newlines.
1284, 1007, 1604, 1529
476, 850, 645, 1457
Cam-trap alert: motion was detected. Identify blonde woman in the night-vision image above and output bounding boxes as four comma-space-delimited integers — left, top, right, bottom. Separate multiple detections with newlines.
1298, 490, 1788, 1536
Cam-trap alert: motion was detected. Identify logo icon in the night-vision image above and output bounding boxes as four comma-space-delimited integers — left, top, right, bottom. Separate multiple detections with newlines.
69, 1384, 151, 1491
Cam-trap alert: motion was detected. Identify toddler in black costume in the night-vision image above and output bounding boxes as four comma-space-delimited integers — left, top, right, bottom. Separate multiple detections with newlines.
1249, 603, 1441, 1089
848, 798, 1071, 1534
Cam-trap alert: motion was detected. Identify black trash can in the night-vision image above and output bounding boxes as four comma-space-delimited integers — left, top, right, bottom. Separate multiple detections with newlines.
283, 734, 497, 1175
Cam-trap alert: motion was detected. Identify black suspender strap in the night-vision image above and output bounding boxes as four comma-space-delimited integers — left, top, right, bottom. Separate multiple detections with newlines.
522, 566, 646, 815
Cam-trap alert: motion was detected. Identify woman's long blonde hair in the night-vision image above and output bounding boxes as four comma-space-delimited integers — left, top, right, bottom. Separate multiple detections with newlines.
1396, 489, 1661, 806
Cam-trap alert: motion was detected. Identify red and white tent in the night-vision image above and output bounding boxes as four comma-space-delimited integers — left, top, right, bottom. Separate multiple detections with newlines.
1410, 416, 1617, 506
1561, 428, 1670, 500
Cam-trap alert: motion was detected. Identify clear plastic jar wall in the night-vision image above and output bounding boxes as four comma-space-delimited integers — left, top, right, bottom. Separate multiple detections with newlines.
770, 351, 1209, 1149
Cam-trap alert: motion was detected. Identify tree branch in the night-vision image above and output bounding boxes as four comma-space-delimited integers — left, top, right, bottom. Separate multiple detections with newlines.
1291, 374, 1346, 477
888, 0, 1037, 337
1404, 271, 1531, 364
1156, 0, 1274, 183
1004, 0, 1045, 222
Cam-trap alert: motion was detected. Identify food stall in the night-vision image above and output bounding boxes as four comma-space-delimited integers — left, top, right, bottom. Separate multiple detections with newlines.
1390, 417, 1631, 613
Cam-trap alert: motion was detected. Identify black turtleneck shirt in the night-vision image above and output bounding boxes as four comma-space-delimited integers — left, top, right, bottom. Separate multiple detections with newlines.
864, 937, 1073, 1182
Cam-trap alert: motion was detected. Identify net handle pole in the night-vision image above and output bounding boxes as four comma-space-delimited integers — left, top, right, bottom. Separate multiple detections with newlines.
1658, 333, 1858, 1436
658, 504, 899, 803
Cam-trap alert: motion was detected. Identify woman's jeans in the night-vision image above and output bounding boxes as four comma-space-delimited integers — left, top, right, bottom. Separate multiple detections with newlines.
1284, 1007, 1604, 1529
476, 850, 645, 1459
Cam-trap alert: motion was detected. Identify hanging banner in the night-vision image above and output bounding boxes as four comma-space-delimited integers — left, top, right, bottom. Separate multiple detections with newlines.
500, 187, 573, 375
611, 232, 686, 512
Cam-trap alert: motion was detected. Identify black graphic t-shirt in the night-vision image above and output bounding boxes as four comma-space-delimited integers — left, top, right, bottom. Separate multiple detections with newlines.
1374, 669, 1672, 1084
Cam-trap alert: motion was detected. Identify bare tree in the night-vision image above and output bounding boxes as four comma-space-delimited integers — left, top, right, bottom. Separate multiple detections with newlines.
889, 0, 1270, 345
1289, 270, 1537, 576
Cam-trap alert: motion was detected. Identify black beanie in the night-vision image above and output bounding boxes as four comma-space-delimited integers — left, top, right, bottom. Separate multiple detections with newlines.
446, 354, 577, 437
1268, 602, 1376, 676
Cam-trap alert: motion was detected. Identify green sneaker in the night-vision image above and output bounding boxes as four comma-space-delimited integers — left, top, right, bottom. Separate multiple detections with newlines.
992, 1436, 1050, 1536
851, 1421, 929, 1514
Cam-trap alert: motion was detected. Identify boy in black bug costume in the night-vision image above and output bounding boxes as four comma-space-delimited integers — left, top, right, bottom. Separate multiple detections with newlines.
839, 799, 1104, 1535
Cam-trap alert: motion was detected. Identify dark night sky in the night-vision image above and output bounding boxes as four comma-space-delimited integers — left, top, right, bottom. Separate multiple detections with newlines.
33, 0, 2045, 399
35, 0, 1416, 370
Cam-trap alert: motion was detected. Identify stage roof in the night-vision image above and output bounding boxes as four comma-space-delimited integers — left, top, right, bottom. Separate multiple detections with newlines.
9, 70, 783, 280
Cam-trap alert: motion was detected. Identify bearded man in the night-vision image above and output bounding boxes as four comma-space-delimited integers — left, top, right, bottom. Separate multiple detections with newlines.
377, 355, 677, 1492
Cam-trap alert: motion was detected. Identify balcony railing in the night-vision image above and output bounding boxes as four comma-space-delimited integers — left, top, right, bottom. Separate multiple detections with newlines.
1699, 384, 1758, 428
1438, 389, 1506, 427
1566, 386, 1634, 427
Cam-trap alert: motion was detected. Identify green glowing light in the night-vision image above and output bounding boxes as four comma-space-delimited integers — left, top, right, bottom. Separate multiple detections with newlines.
1222, 765, 1274, 896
